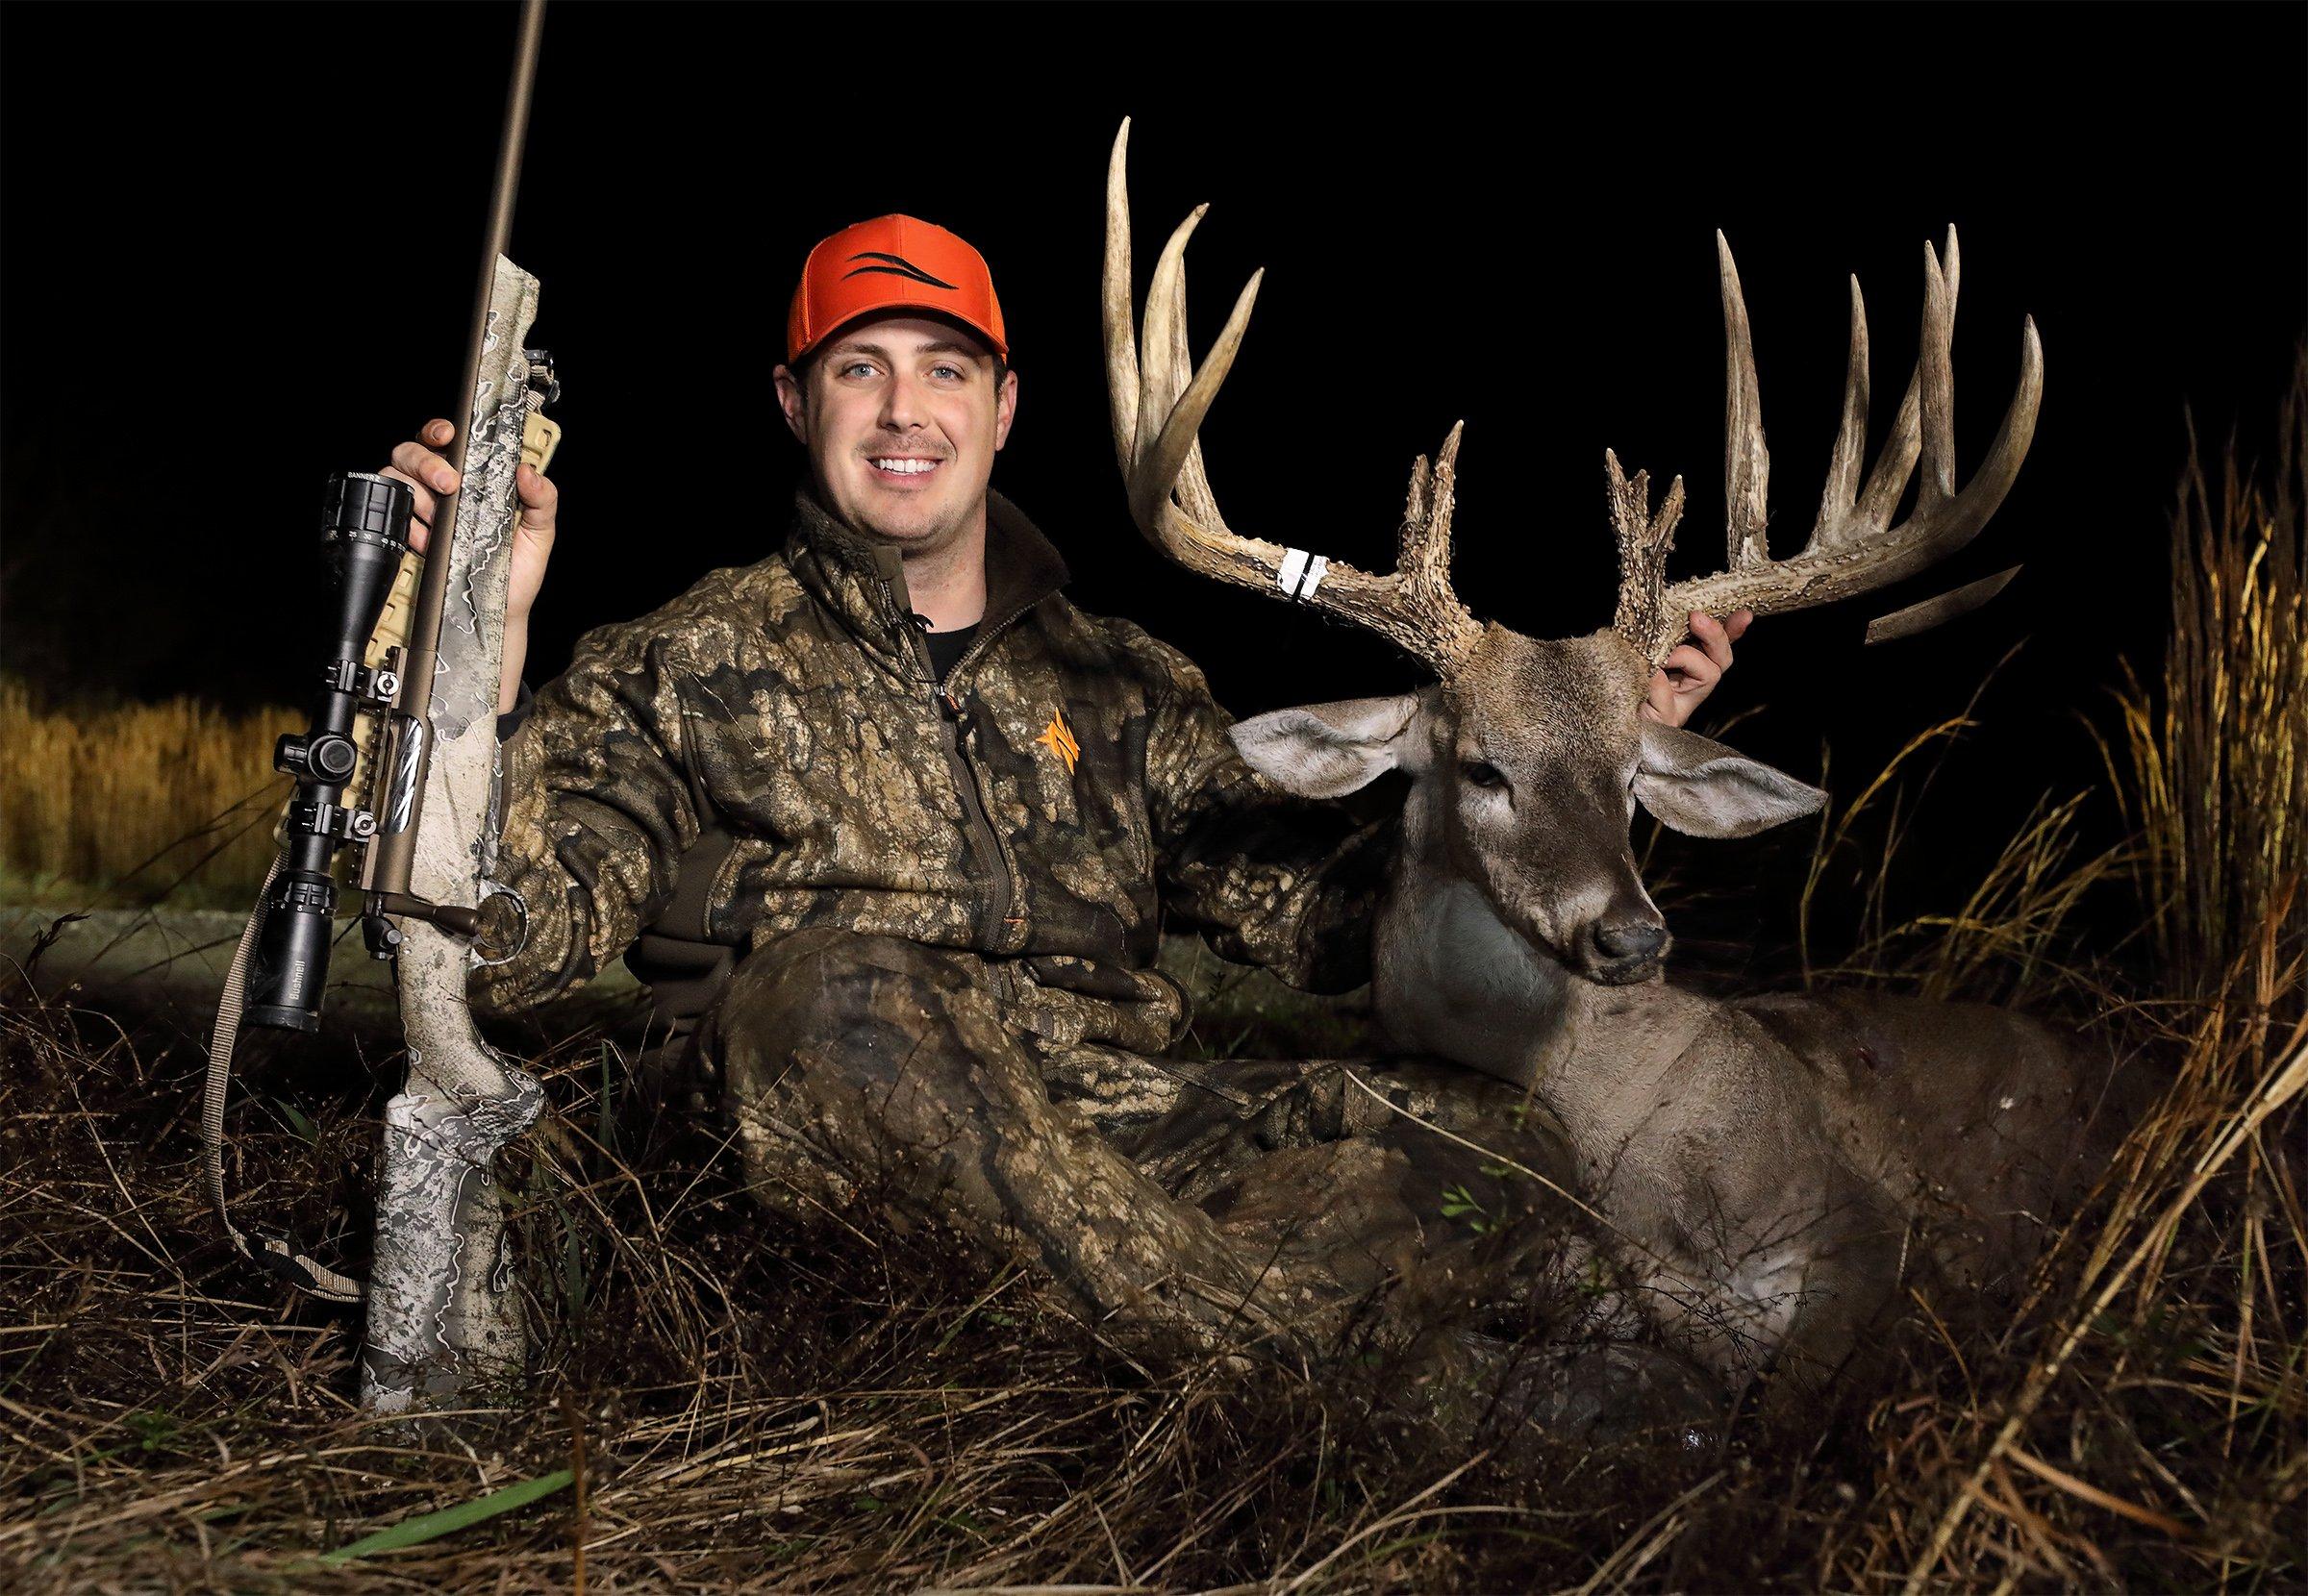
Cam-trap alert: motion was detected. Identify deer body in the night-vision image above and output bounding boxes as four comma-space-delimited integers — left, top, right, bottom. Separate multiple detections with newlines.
1374, 791, 2101, 1385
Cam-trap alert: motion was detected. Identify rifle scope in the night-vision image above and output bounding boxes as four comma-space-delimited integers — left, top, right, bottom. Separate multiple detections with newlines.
242, 472, 413, 1032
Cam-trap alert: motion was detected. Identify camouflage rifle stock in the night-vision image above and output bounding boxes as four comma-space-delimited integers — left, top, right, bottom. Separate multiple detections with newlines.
359, 249, 555, 1411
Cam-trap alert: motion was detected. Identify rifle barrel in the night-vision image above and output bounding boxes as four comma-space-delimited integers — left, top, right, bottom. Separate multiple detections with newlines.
369, 0, 547, 898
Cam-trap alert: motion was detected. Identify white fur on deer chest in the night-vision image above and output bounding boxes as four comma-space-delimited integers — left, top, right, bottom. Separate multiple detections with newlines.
1375, 877, 1567, 1085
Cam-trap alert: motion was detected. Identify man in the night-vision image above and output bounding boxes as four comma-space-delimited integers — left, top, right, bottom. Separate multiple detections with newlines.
382, 212, 1749, 1363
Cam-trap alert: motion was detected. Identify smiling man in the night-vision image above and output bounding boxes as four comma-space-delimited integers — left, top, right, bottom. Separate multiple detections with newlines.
381, 212, 1744, 1372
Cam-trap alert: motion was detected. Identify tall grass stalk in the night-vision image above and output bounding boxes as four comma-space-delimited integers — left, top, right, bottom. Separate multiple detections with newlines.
1794, 644, 2130, 1010
2112, 352, 2308, 1019
0, 678, 290, 907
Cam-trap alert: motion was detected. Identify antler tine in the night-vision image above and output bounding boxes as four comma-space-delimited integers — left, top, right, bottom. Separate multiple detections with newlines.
1353, 419, 1485, 663
1132, 199, 1198, 496
1399, 421, 1464, 588
1718, 233, 1769, 572
1817, 274, 1872, 535
1606, 449, 1690, 653
1102, 122, 1276, 593
1156, 211, 1233, 536
1102, 118, 1142, 480
1136, 205, 1261, 536
1100, 120, 1484, 673
1627, 225, 2044, 664
1916, 236, 1958, 512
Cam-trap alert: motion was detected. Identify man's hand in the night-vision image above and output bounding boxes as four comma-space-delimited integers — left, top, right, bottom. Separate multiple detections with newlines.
379, 418, 559, 714
1642, 609, 1752, 729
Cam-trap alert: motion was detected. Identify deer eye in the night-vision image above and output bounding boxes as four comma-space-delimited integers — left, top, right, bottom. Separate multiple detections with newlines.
1461, 760, 1508, 790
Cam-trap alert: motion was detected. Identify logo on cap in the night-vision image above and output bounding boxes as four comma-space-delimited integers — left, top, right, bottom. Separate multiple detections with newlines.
842, 252, 959, 290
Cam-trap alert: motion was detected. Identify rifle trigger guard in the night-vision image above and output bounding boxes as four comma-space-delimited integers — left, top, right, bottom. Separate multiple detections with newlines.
471, 881, 529, 967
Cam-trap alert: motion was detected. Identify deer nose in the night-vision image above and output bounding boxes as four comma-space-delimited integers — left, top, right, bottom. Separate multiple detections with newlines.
1592, 920, 1667, 960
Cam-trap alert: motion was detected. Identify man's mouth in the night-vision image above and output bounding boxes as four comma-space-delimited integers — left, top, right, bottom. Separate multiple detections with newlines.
866, 455, 943, 484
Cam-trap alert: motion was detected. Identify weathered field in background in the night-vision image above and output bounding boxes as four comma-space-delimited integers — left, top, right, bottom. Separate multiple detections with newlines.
1, 369, 2301, 1588
0, 680, 290, 909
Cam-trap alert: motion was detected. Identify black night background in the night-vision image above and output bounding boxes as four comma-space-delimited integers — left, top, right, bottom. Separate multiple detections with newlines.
1, 3, 2304, 1587
7, 4, 2301, 743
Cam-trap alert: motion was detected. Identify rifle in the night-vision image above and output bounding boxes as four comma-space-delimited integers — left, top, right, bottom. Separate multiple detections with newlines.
204, 0, 560, 1412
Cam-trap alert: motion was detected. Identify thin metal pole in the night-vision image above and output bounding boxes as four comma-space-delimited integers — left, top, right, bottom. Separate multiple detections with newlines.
369, 0, 546, 898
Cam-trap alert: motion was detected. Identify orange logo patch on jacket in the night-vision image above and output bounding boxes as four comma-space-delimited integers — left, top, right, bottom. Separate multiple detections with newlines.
1035, 710, 1081, 774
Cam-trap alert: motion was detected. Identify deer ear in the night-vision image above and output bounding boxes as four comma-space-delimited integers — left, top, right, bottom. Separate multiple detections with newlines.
1231, 694, 1422, 798
1634, 720, 1827, 837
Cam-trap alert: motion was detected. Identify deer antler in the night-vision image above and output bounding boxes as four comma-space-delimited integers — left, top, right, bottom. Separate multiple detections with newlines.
1612, 229, 2045, 664
1104, 119, 1483, 673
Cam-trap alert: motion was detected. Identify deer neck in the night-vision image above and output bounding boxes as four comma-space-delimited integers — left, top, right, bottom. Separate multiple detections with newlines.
1374, 799, 1577, 1086
1372, 804, 1715, 1121
1375, 868, 1572, 1085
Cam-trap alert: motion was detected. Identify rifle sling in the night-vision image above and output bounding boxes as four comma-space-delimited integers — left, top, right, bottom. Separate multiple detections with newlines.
201, 855, 365, 1304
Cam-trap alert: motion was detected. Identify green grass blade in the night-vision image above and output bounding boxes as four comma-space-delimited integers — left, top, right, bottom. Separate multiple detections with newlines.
317, 1467, 574, 1566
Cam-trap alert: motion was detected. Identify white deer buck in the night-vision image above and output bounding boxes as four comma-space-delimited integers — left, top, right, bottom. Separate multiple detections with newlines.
1105, 122, 2127, 1395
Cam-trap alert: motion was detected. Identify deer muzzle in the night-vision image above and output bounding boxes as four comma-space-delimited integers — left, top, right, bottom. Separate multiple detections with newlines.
1587, 916, 1669, 985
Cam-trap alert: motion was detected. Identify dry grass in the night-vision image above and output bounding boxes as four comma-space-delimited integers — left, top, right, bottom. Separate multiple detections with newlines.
1, 919, 2298, 1590
0, 993, 1712, 1592
2108, 350, 2308, 1019
1793, 698, 2136, 1013
0, 679, 292, 909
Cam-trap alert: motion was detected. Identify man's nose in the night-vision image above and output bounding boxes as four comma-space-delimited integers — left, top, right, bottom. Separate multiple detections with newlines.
878, 370, 927, 429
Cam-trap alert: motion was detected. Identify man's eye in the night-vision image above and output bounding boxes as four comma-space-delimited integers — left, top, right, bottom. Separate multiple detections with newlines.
930, 363, 964, 380
840, 361, 877, 379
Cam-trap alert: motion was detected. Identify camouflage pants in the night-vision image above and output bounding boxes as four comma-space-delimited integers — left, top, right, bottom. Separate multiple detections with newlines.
701, 927, 1591, 1366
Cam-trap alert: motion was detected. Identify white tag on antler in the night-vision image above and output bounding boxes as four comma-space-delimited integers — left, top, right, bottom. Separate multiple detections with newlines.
1276, 549, 1329, 602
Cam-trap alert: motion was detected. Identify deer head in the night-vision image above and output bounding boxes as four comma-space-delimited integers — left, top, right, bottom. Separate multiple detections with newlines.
1104, 121, 2043, 986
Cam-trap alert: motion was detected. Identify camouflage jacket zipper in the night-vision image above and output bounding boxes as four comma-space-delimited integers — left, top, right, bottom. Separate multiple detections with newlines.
883, 578, 1019, 956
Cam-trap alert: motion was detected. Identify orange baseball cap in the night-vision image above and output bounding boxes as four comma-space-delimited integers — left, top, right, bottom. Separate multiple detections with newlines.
786, 214, 1009, 364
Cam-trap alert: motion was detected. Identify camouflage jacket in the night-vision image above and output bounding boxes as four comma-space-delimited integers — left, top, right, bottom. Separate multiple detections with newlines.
477, 487, 1390, 1055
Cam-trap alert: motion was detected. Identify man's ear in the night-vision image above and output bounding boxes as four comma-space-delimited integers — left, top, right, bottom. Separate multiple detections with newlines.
1231, 694, 1422, 798
1634, 720, 1827, 838
992, 366, 1019, 451
772, 362, 809, 446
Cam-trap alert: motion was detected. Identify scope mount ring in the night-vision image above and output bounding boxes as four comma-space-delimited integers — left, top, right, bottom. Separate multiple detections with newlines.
470, 881, 530, 967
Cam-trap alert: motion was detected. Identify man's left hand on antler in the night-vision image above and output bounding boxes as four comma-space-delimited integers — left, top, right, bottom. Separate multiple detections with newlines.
1643, 609, 1753, 728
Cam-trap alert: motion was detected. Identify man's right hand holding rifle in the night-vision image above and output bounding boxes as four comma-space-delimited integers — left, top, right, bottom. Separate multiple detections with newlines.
384, 418, 557, 719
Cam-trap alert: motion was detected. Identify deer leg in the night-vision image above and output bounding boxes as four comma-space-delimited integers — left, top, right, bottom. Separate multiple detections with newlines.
1115, 1054, 1719, 1431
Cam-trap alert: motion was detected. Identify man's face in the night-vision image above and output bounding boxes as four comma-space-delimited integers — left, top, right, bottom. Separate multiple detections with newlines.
774, 314, 1018, 555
